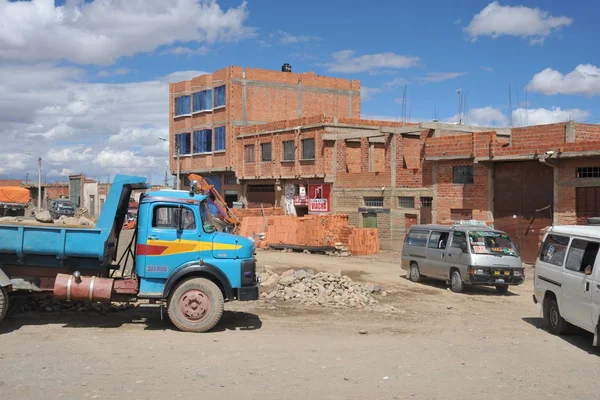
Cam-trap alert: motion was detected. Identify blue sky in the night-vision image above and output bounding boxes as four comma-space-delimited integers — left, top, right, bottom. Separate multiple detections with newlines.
1, 0, 599, 183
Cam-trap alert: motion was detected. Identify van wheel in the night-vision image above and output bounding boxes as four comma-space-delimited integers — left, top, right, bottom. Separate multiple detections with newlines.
409, 263, 422, 282
0, 287, 8, 323
167, 278, 224, 333
545, 298, 569, 335
450, 270, 464, 293
495, 284, 509, 295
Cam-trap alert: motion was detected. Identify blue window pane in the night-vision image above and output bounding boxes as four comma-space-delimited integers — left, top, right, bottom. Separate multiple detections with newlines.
176, 133, 191, 154
193, 129, 212, 153
214, 126, 226, 151
214, 86, 226, 107
192, 90, 213, 112
175, 96, 191, 116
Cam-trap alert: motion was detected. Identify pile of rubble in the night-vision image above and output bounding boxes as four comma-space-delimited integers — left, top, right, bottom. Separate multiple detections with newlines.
260, 267, 397, 312
75, 208, 91, 218
13, 295, 134, 315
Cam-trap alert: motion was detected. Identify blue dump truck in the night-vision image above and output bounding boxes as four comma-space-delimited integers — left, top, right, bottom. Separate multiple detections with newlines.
0, 175, 259, 332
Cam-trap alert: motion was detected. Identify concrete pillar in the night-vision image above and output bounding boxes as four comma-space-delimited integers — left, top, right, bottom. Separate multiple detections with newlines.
566, 121, 576, 143
487, 164, 494, 222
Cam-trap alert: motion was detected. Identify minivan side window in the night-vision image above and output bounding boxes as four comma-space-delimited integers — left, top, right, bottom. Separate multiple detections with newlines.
428, 231, 449, 249
451, 231, 467, 251
565, 239, 600, 273
405, 230, 430, 247
539, 234, 570, 266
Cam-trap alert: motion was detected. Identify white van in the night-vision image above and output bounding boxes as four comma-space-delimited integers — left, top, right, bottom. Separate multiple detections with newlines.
534, 226, 600, 346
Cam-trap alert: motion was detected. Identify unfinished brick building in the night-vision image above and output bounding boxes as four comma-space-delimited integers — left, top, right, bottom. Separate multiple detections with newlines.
169, 65, 360, 204
169, 66, 600, 261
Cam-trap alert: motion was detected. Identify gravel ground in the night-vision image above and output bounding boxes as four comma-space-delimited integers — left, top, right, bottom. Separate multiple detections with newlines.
0, 250, 599, 400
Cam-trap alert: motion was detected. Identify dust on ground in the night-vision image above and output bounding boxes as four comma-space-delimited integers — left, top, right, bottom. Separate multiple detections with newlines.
0, 250, 598, 400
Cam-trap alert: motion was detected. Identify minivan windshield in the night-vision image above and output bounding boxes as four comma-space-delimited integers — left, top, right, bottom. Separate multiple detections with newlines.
468, 231, 517, 257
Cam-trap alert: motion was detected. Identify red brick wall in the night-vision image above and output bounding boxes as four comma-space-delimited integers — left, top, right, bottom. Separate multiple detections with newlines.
346, 142, 361, 173
506, 123, 566, 152
575, 123, 600, 142
556, 157, 600, 225
336, 172, 392, 188
435, 161, 489, 223
424, 134, 473, 158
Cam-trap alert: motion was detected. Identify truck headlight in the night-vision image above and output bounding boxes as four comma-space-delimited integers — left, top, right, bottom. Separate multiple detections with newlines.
514, 270, 523, 277
475, 269, 486, 275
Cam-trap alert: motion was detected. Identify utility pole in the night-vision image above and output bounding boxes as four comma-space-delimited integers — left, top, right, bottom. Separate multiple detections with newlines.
25, 152, 42, 212
164, 170, 168, 188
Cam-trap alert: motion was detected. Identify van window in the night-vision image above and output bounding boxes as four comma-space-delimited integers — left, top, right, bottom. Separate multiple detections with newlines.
405, 230, 429, 247
468, 231, 518, 257
428, 231, 449, 249
539, 234, 570, 266
565, 239, 599, 273
451, 231, 467, 250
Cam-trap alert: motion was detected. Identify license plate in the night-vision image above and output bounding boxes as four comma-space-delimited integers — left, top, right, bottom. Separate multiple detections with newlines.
495, 278, 505, 283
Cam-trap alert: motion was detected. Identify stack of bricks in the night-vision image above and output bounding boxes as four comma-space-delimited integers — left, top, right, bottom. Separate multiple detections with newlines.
236, 214, 380, 255
231, 207, 283, 219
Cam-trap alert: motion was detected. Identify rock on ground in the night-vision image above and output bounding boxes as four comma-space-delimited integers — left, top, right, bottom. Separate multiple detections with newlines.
0, 216, 17, 222
35, 211, 53, 223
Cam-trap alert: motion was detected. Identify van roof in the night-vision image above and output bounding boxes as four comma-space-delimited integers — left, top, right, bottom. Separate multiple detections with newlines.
408, 224, 497, 232
546, 225, 600, 238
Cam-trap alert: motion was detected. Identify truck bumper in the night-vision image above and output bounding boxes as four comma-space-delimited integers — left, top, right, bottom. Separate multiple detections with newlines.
237, 284, 260, 301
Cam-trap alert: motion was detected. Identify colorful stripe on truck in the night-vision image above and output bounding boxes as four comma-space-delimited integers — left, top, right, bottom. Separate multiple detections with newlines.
137, 239, 242, 256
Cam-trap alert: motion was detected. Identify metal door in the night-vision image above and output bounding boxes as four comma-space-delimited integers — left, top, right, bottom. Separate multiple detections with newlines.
363, 213, 377, 228
494, 162, 553, 263
576, 187, 600, 224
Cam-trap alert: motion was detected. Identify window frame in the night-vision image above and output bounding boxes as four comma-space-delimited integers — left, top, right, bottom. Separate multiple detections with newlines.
175, 132, 191, 155
282, 140, 295, 161
539, 234, 570, 267
213, 85, 226, 108
364, 197, 384, 208
576, 167, 600, 178
152, 205, 196, 231
244, 144, 255, 163
192, 90, 213, 114
405, 229, 430, 247
261, 143, 272, 162
421, 197, 433, 208
565, 238, 600, 273
174, 95, 191, 117
399, 196, 415, 209
301, 138, 315, 161
453, 166, 474, 184
192, 129, 212, 154
214, 126, 226, 152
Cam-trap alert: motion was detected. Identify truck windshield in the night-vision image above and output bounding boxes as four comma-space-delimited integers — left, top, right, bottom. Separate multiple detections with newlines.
200, 200, 217, 234
468, 231, 517, 257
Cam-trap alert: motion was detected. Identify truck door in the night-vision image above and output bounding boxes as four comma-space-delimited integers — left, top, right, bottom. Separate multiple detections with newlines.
137, 203, 201, 280
562, 239, 598, 331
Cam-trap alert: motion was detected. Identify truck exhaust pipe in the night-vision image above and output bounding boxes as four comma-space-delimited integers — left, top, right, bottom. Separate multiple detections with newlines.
54, 272, 114, 303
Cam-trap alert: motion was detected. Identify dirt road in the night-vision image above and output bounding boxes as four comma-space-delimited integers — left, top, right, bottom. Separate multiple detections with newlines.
1, 250, 598, 400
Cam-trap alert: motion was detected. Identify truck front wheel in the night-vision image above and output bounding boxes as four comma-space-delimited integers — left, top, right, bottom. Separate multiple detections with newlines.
167, 277, 224, 333
0, 287, 8, 323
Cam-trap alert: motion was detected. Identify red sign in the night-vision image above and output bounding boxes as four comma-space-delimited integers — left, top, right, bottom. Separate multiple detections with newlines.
308, 183, 331, 213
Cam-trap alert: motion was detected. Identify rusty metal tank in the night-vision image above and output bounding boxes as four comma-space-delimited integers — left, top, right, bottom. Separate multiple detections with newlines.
54, 272, 114, 303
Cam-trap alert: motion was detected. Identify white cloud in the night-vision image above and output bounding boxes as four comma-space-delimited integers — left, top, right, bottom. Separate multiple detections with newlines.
464, 2, 573, 45
528, 64, 600, 96
98, 68, 131, 77
384, 77, 410, 88
512, 106, 589, 126
446, 105, 589, 127
480, 66, 494, 72
326, 50, 419, 73
0, 64, 206, 182
164, 70, 210, 83
420, 72, 465, 82
161, 46, 209, 56
360, 87, 383, 102
277, 31, 322, 45
0, 0, 255, 65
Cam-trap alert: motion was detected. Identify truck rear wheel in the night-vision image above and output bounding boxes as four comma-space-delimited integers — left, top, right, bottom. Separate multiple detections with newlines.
167, 277, 224, 333
0, 287, 8, 323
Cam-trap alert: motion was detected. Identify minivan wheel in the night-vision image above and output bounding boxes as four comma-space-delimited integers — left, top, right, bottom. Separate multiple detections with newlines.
450, 270, 464, 293
545, 298, 569, 335
409, 264, 422, 283
495, 284, 509, 295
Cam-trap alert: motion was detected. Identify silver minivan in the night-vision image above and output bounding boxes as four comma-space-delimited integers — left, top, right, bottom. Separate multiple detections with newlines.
401, 224, 525, 293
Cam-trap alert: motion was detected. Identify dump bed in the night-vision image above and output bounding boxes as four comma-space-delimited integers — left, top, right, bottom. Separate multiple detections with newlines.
0, 186, 29, 204
0, 175, 149, 270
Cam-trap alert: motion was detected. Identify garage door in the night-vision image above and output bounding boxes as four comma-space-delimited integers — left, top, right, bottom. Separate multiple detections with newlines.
576, 187, 600, 224
246, 185, 276, 208
494, 162, 553, 264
